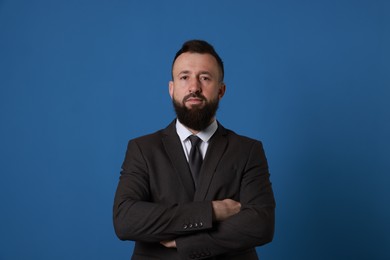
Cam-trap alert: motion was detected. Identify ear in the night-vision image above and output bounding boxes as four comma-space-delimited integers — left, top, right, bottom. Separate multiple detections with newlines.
169, 81, 174, 99
218, 83, 226, 99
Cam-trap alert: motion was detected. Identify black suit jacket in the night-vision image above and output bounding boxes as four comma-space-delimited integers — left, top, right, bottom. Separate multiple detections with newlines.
113, 120, 275, 260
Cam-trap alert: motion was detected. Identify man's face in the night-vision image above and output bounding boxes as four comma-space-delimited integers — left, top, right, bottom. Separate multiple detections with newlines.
169, 52, 225, 122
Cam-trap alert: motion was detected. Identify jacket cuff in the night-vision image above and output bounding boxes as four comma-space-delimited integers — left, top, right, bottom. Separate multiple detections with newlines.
175, 201, 213, 233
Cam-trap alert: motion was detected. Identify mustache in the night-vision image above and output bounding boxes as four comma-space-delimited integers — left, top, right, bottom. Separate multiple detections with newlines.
183, 93, 207, 102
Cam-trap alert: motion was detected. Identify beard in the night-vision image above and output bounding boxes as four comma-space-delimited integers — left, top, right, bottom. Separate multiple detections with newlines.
173, 93, 219, 131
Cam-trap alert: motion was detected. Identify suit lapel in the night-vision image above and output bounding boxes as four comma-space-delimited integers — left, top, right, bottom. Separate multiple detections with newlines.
161, 121, 196, 199
194, 123, 228, 201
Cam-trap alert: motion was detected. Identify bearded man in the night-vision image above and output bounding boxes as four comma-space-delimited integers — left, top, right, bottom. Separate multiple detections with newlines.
113, 40, 275, 260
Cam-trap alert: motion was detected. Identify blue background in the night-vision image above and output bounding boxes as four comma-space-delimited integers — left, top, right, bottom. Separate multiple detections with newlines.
1, 0, 389, 259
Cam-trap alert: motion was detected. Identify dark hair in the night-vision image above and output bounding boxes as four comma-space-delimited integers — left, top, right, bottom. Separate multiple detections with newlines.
172, 40, 224, 81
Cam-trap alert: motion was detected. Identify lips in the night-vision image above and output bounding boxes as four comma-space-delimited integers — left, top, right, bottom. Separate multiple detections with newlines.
185, 97, 205, 107
184, 94, 206, 103
186, 97, 203, 102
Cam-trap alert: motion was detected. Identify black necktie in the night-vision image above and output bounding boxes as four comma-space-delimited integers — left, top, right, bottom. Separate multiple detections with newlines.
188, 135, 203, 186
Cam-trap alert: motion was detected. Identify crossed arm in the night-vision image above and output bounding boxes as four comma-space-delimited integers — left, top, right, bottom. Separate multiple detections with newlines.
160, 199, 241, 248
113, 139, 275, 257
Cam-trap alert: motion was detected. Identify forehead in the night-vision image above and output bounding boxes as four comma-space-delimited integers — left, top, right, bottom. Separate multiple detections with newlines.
172, 52, 220, 75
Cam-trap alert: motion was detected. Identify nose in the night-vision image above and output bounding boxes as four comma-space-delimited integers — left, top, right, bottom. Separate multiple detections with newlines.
188, 78, 202, 93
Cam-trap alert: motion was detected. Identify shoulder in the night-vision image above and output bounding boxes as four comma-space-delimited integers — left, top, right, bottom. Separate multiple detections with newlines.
217, 122, 268, 160
127, 120, 176, 146
219, 123, 263, 147
128, 129, 165, 148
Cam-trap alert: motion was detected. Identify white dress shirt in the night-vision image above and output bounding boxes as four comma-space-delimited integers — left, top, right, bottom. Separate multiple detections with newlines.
175, 119, 218, 161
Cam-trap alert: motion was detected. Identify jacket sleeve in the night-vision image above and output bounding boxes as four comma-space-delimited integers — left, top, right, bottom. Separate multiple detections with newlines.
175, 140, 275, 258
113, 139, 214, 242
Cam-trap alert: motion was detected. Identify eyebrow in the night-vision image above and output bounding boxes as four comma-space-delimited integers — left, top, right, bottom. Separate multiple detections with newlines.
177, 70, 213, 77
199, 71, 213, 76
178, 70, 190, 76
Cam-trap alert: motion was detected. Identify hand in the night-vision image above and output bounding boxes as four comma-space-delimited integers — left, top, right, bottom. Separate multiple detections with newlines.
212, 199, 241, 221
160, 240, 176, 248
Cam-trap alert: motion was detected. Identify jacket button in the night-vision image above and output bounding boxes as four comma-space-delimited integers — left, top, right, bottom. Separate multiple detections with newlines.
183, 224, 188, 229
199, 222, 203, 227
189, 223, 193, 228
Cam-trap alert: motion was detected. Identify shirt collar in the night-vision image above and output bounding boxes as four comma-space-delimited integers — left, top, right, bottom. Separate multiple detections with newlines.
176, 119, 218, 143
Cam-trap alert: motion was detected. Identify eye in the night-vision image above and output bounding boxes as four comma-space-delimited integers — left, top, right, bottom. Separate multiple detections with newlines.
180, 75, 189, 80
200, 76, 210, 81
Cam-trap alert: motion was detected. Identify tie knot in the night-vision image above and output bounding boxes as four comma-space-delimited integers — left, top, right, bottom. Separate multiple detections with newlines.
189, 135, 202, 147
